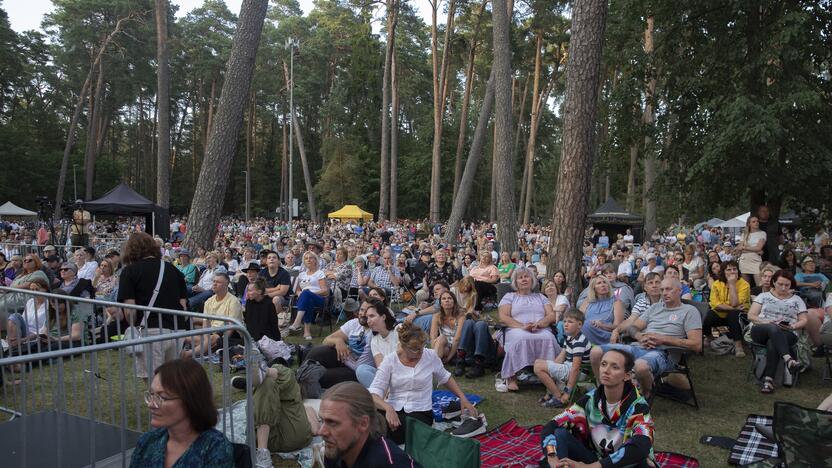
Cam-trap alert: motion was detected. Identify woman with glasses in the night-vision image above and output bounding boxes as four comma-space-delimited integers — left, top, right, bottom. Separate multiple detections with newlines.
93, 258, 118, 301
131, 359, 233, 467
0, 254, 49, 315
368, 321, 477, 444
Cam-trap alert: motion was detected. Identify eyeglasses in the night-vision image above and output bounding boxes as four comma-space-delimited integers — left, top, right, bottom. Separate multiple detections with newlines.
144, 391, 180, 409
23, 259, 33, 263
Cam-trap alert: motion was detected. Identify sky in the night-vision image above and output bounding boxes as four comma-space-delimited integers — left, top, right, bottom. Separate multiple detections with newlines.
5, 0, 435, 33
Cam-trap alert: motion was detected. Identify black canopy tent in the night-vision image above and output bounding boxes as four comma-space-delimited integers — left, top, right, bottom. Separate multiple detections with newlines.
84, 183, 170, 240
587, 197, 644, 243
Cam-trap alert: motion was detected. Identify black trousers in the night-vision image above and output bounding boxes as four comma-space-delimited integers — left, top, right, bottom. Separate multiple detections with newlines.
750, 323, 798, 379
703, 309, 743, 341
378, 408, 433, 445
473, 281, 497, 310
304, 345, 357, 389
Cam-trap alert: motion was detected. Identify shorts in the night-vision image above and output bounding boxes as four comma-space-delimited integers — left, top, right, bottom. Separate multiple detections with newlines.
545, 360, 573, 383
601, 343, 675, 376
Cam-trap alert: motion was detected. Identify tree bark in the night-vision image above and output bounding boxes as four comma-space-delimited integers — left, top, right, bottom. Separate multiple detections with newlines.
282, 61, 318, 222
642, 16, 657, 235
280, 117, 288, 222
547, 0, 608, 294
428, 0, 457, 222
626, 142, 638, 211
55, 14, 138, 216
184, 0, 268, 250
520, 31, 543, 225
378, 0, 397, 220
445, 71, 495, 243
452, 0, 488, 198
389, 47, 400, 222
155, 0, 171, 209
492, 0, 518, 253
84, 58, 105, 200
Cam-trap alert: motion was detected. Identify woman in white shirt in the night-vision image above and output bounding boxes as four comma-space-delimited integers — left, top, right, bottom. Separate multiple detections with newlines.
738, 216, 767, 286
6, 277, 50, 348
355, 297, 399, 387
287, 251, 329, 340
369, 322, 477, 444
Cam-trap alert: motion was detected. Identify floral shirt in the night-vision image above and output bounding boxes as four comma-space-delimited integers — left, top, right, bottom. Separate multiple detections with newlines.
425, 262, 459, 287
130, 427, 233, 468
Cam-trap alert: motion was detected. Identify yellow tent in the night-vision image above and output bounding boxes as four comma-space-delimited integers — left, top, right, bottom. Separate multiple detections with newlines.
327, 205, 374, 222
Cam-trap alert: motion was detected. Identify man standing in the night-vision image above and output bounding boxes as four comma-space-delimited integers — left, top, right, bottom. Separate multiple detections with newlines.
589, 278, 702, 397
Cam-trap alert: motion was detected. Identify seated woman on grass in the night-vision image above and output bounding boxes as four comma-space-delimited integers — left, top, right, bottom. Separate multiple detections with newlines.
430, 290, 467, 365
540, 348, 654, 468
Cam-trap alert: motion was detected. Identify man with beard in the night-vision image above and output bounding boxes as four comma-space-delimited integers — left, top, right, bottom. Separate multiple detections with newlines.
302, 300, 375, 388
319, 382, 420, 468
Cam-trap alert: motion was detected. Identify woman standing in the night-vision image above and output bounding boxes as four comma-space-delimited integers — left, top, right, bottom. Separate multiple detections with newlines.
498, 267, 559, 391
578, 276, 625, 346
738, 216, 767, 286
287, 251, 329, 341
748, 270, 808, 394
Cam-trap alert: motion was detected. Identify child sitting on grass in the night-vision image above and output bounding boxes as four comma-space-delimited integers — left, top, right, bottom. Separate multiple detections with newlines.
533, 308, 592, 408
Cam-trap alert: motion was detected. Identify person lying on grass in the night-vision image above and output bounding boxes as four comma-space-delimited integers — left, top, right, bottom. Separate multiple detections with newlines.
533, 308, 592, 408
540, 348, 655, 468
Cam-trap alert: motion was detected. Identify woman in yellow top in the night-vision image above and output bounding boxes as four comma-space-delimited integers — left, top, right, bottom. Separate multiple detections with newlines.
704, 260, 750, 357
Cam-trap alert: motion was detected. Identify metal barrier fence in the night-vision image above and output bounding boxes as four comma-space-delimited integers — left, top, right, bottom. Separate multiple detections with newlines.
1, 240, 128, 260
0, 287, 257, 467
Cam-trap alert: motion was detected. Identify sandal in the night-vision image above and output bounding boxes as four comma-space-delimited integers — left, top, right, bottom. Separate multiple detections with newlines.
541, 396, 564, 408
786, 358, 801, 371
537, 393, 553, 404
760, 378, 774, 394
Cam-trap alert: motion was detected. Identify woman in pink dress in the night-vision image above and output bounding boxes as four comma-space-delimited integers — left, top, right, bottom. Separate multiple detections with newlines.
498, 266, 559, 391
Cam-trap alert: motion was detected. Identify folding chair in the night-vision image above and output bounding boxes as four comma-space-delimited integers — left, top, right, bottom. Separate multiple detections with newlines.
766, 401, 832, 466
405, 417, 481, 468
738, 314, 800, 387
653, 348, 699, 409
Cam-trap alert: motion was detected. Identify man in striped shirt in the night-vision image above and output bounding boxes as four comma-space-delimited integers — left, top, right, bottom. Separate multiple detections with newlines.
533, 309, 592, 408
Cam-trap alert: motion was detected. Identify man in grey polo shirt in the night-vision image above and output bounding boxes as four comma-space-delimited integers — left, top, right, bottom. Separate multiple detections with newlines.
589, 278, 702, 397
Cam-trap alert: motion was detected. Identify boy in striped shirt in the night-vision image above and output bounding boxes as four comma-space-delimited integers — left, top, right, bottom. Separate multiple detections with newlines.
534, 308, 592, 408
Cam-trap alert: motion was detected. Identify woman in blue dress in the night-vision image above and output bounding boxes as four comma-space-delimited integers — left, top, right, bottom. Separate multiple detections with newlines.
579, 276, 625, 345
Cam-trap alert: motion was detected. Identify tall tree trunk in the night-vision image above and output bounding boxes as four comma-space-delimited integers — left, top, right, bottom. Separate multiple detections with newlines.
492, 0, 518, 253
282, 61, 318, 222
642, 16, 657, 235
452, 0, 488, 198
428, 0, 457, 222
55, 14, 136, 216
626, 142, 638, 211
378, 0, 397, 220
445, 71, 495, 243
520, 31, 543, 225
512, 76, 529, 199
547, 0, 608, 293
489, 123, 497, 222
205, 76, 217, 150
184, 0, 268, 250
280, 117, 288, 221
155, 0, 171, 209
389, 48, 400, 222
84, 59, 105, 200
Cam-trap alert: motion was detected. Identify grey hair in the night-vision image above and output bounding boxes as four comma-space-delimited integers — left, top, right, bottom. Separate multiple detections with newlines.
510, 266, 535, 291
321, 382, 383, 438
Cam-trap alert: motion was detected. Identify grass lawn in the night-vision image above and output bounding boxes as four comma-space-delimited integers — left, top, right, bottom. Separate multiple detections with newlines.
2, 318, 829, 467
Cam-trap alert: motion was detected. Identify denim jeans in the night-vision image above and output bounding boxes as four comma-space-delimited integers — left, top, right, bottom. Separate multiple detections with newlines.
413, 313, 433, 333
356, 363, 377, 388
459, 320, 495, 361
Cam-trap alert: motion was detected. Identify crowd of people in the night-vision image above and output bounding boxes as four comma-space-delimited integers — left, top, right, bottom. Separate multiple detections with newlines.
1, 211, 832, 468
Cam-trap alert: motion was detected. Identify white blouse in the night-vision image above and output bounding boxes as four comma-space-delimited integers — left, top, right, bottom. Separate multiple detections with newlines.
369, 348, 451, 413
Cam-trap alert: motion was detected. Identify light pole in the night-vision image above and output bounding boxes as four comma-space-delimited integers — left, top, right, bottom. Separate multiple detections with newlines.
242, 170, 250, 223
72, 164, 78, 201
285, 37, 298, 229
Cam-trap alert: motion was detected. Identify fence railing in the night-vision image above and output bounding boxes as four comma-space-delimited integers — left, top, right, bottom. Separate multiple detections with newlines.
0, 286, 257, 468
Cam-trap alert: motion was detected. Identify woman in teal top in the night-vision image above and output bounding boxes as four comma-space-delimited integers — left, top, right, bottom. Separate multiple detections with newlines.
130, 359, 233, 468
497, 251, 517, 284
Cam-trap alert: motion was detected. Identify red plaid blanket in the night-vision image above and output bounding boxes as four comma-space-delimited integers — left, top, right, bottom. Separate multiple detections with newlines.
474, 419, 543, 468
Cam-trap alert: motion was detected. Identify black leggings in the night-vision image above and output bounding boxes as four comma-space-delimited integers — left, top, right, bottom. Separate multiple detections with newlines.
750, 323, 798, 379
303, 345, 357, 388
473, 281, 497, 310
703, 309, 743, 341
378, 409, 433, 445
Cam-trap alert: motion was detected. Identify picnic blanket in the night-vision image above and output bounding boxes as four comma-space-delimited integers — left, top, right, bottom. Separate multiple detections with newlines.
473, 419, 543, 468
728, 415, 780, 466
432, 390, 484, 407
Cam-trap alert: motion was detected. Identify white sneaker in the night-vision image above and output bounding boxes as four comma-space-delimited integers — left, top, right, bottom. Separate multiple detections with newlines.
255, 448, 273, 468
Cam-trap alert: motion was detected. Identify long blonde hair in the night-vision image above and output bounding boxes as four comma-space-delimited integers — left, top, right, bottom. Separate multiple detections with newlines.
455, 276, 478, 311
587, 276, 612, 303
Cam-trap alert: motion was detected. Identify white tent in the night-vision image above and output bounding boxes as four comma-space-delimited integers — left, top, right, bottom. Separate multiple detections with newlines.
0, 201, 37, 217
717, 215, 747, 230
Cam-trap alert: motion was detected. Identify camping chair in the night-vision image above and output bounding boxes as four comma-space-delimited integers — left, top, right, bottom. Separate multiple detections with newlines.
405, 417, 481, 468
750, 401, 832, 467
738, 314, 800, 387
653, 347, 700, 409
681, 298, 708, 356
